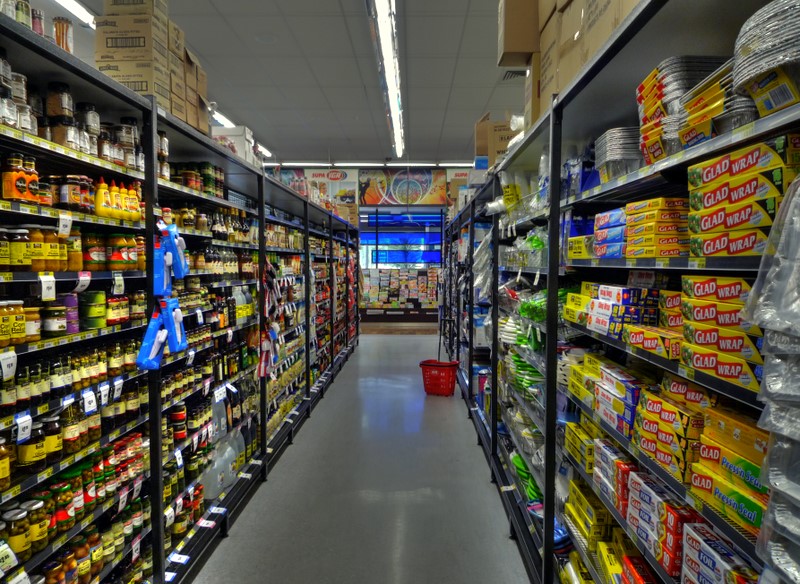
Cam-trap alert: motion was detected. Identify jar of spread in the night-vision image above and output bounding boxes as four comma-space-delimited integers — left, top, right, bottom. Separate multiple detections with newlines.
9, 301, 25, 345
2, 152, 26, 201
114, 124, 135, 147
37, 116, 50, 141
66, 227, 82, 271
0, 230, 8, 272
50, 116, 78, 150
58, 233, 68, 271
42, 305, 66, 337
10, 72, 27, 105
4, 509, 31, 562
21, 224, 45, 272
75, 103, 100, 136
38, 179, 52, 206
18, 421, 46, 472
46, 83, 73, 117
42, 226, 59, 271
24, 306, 41, 342
82, 233, 105, 271
57, 174, 81, 210
0, 86, 17, 127
9, 228, 30, 271
21, 499, 48, 552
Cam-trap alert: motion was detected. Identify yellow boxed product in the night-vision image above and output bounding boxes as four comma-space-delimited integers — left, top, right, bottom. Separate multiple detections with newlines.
659, 290, 683, 311
625, 245, 689, 259
681, 275, 753, 305
690, 462, 765, 535
567, 293, 593, 312
568, 235, 595, 259
699, 434, 769, 503
655, 417, 701, 458
626, 234, 689, 248
580, 412, 604, 440
95, 13, 168, 61
583, 353, 615, 377
680, 342, 763, 393
596, 542, 624, 584
687, 134, 800, 189
625, 198, 690, 215
634, 407, 659, 439
703, 406, 769, 462
660, 372, 718, 409
655, 443, 695, 484
658, 309, 684, 331
689, 228, 772, 257
569, 479, 611, 525
612, 527, 640, 559
682, 321, 764, 364
625, 222, 689, 238
688, 197, 781, 233
568, 377, 595, 408
627, 209, 688, 225
566, 423, 595, 460
566, 435, 595, 475
689, 166, 797, 211
567, 553, 594, 584
563, 305, 588, 326
580, 281, 600, 298
681, 296, 762, 336
638, 390, 703, 439
622, 324, 682, 360
565, 502, 606, 552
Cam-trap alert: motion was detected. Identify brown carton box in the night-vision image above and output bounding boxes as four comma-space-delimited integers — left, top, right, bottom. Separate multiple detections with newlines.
96, 59, 170, 103
524, 53, 542, 128
540, 13, 560, 100
558, 0, 586, 90
539, 0, 557, 31
103, 0, 167, 17
169, 51, 185, 98
184, 49, 199, 92
490, 122, 517, 166
168, 20, 185, 57
186, 97, 199, 129
197, 96, 211, 136
171, 92, 186, 122
498, 0, 539, 67
95, 13, 168, 61
197, 66, 208, 100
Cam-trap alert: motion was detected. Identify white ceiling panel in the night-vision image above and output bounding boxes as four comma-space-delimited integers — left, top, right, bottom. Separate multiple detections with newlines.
406, 58, 459, 88
324, 87, 371, 110
310, 59, 364, 87
404, 0, 491, 16
448, 86, 495, 109
461, 15, 498, 58
404, 16, 465, 58
207, 0, 280, 15
285, 16, 355, 58
406, 86, 451, 110
453, 57, 503, 87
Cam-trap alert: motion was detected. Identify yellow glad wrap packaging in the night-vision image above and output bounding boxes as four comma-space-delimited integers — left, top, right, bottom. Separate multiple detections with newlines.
689, 166, 796, 211
703, 405, 769, 463
622, 324, 682, 360
625, 197, 689, 214
687, 197, 781, 233
698, 434, 769, 504
682, 321, 764, 364
680, 342, 763, 392
689, 228, 772, 257
690, 462, 765, 535
681, 276, 753, 304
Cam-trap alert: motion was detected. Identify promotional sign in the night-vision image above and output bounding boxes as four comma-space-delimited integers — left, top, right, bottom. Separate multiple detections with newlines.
359, 169, 448, 206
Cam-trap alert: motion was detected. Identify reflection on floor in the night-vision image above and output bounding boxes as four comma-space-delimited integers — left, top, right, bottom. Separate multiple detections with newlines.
361, 322, 439, 335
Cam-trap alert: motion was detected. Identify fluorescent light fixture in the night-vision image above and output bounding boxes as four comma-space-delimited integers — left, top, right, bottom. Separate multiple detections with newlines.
54, 0, 96, 29
283, 162, 332, 167
262, 162, 280, 167
256, 143, 272, 158
334, 162, 385, 167
368, 0, 404, 158
385, 162, 435, 167
212, 110, 236, 128
438, 162, 474, 168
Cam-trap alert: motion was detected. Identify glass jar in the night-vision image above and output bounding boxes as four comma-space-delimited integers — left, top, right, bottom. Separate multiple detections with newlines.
43, 560, 66, 584
42, 305, 67, 338
21, 224, 45, 272
11, 72, 27, 106
196, 213, 209, 232
0, 86, 17, 127
76, 122, 89, 154
30, 489, 56, 540
114, 124, 135, 148
2, 152, 26, 201
53, 17, 74, 54
37, 116, 50, 141
47, 83, 73, 117
4, 509, 31, 562
58, 550, 77, 584
24, 306, 41, 343
60, 404, 83, 454
50, 116, 78, 150
42, 226, 59, 271
8, 228, 31, 271
70, 535, 91, 584
8, 300, 25, 345
17, 103, 34, 132
101, 527, 115, 565
0, 438, 10, 491
86, 525, 103, 575
97, 128, 113, 162
14, 0, 31, 27
111, 514, 123, 552
31, 8, 43, 35
61, 468, 84, 521
42, 415, 62, 464
0, 47, 10, 87
75, 103, 99, 136
82, 233, 105, 271
17, 421, 46, 472
21, 499, 48, 552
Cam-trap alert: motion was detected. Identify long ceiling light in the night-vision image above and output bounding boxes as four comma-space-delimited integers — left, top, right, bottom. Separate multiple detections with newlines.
368, 0, 404, 159
283, 162, 332, 167
256, 143, 272, 158
438, 162, 474, 168
54, 0, 96, 29
211, 110, 236, 129
333, 162, 386, 167
385, 162, 434, 167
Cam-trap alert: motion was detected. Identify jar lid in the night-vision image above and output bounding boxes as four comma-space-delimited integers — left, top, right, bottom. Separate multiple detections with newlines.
30, 490, 52, 500
30, 576, 45, 584
69, 535, 86, 546
0, 501, 18, 512
18, 224, 43, 229
2, 509, 27, 522
76, 102, 96, 112
20, 500, 44, 512
31, 422, 42, 430
8, 229, 28, 234
61, 468, 82, 478
120, 116, 137, 126
49, 115, 75, 126
42, 561, 62, 574
11, 72, 26, 81
8, 301, 23, 306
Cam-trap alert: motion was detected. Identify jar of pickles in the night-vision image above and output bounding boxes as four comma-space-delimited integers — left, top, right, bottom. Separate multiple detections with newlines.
61, 468, 84, 521
30, 489, 56, 541
60, 404, 83, 454
18, 421, 46, 473
86, 525, 103, 575
70, 535, 91, 584
52, 482, 75, 532
79, 462, 96, 513
21, 499, 49, 552
0, 437, 11, 491
4, 508, 31, 562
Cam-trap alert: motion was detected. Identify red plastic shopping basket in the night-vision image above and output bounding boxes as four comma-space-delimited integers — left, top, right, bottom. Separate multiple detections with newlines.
419, 360, 459, 396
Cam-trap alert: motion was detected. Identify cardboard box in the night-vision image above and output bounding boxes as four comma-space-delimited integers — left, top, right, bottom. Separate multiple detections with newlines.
626, 198, 689, 215
558, 0, 586, 90
688, 166, 796, 211
498, 0, 540, 67
622, 324, 682, 360
682, 321, 764, 364
103, 0, 167, 16
625, 222, 688, 237
681, 297, 760, 335
212, 125, 256, 164
703, 406, 769, 462
490, 121, 517, 166
184, 49, 200, 92
169, 51, 185, 98
95, 13, 168, 61
168, 20, 184, 57
626, 245, 689, 259
681, 276, 752, 305
170, 92, 186, 122
682, 523, 760, 584
197, 95, 211, 135
540, 0, 557, 31
638, 391, 703, 439
690, 464, 765, 535
540, 13, 560, 100
185, 95, 199, 129
680, 342, 763, 393
688, 197, 780, 233
197, 65, 208, 100
96, 59, 170, 103
660, 372, 718, 410
568, 235, 594, 259
524, 54, 542, 128
699, 435, 769, 503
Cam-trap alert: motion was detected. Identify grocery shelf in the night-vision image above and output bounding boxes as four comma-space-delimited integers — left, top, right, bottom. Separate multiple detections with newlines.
563, 321, 763, 410
211, 317, 259, 339
566, 257, 762, 271
264, 214, 305, 231
157, 178, 258, 216
206, 278, 258, 289
162, 341, 214, 367
213, 240, 259, 251
561, 516, 605, 584
0, 319, 147, 358
94, 526, 152, 584
498, 428, 545, 543
264, 246, 304, 254
502, 413, 546, 498
180, 228, 214, 239
500, 266, 549, 276
0, 271, 146, 283
0, 199, 145, 230
509, 389, 547, 440
445, 178, 496, 232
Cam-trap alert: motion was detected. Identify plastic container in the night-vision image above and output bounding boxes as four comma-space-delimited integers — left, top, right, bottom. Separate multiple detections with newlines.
419, 360, 459, 396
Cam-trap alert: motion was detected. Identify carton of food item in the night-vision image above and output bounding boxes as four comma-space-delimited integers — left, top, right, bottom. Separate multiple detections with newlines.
687, 134, 800, 189
595, 207, 627, 230
680, 297, 761, 335
682, 523, 760, 584
703, 406, 769, 462
682, 321, 764, 364
660, 372, 718, 409
625, 245, 690, 259
625, 198, 690, 215
658, 309, 684, 331
594, 226, 626, 244
594, 242, 627, 259
659, 291, 683, 311
627, 234, 690, 248
568, 235, 595, 259
689, 228, 771, 257
567, 293, 593, 311
589, 298, 643, 321
627, 209, 689, 225
563, 305, 588, 326
688, 166, 797, 211
698, 435, 769, 503
681, 276, 753, 304
622, 324, 682, 360
625, 222, 689, 238
598, 285, 642, 306
638, 391, 704, 438
680, 342, 763, 392
687, 197, 781, 233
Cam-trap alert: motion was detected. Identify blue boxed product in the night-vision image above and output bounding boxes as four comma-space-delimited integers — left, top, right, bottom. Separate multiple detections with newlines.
594, 226, 626, 244
594, 207, 627, 230
593, 242, 626, 258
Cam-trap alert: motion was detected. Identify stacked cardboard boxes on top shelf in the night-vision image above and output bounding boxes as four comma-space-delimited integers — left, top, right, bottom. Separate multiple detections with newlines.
94, 0, 210, 134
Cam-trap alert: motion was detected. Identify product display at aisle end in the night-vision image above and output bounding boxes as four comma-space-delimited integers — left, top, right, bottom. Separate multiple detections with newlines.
443, 1, 800, 583
0, 11, 361, 584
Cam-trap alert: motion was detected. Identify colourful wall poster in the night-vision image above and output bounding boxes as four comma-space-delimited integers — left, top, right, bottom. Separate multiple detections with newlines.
306, 168, 359, 206
359, 169, 448, 206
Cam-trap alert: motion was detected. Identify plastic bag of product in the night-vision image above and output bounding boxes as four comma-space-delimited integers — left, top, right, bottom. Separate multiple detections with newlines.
757, 492, 800, 582
742, 179, 800, 335
762, 353, 800, 403
764, 330, 800, 354
764, 433, 800, 500
760, 402, 800, 442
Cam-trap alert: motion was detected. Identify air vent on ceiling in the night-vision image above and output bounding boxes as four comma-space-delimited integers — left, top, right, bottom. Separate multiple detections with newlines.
501, 70, 526, 81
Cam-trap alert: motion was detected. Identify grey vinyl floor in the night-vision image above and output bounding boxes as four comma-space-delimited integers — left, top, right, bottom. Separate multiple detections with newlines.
192, 334, 528, 584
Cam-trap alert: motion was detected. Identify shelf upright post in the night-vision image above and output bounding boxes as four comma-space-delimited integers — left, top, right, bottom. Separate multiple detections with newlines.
543, 96, 564, 584
143, 96, 166, 584
467, 201, 476, 401
353, 227, 360, 342
328, 215, 335, 363
304, 201, 311, 397
258, 175, 268, 481
344, 226, 349, 346
490, 179, 501, 458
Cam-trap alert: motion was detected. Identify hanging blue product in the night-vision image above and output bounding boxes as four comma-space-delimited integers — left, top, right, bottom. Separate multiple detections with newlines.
161, 297, 188, 353
136, 309, 168, 370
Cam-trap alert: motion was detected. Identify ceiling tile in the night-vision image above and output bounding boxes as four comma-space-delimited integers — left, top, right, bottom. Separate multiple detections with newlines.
404, 0, 491, 16
223, 16, 295, 56
452, 57, 502, 87
279, 87, 331, 109
324, 87, 370, 110
179, 17, 249, 57
345, 16, 380, 59
461, 15, 497, 58
406, 86, 450, 110
406, 58, 459, 88
207, 0, 280, 14
447, 86, 495, 109
310, 59, 363, 87
285, 16, 355, 58
404, 16, 465, 58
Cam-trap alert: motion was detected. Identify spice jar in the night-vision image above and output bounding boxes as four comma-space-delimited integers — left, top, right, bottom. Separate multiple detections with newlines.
21, 224, 45, 272
75, 103, 99, 136
37, 116, 51, 141
11, 73, 27, 106
4, 508, 31, 561
47, 83, 73, 117
17, 103, 34, 132
0, 47, 10, 87
0, 86, 16, 127
50, 116, 78, 150
24, 305, 41, 343
18, 421, 46, 473
21, 499, 48, 552
8, 228, 31, 271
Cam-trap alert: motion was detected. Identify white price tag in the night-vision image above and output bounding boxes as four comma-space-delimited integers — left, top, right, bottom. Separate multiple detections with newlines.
0, 540, 18, 573
201, 425, 209, 442
165, 572, 176, 582
132, 477, 142, 500
186, 349, 196, 366
175, 495, 183, 514
82, 390, 97, 414
239, 472, 252, 479
214, 387, 226, 403
112, 271, 124, 295
192, 434, 199, 450
227, 328, 233, 343
131, 534, 142, 563
209, 506, 226, 515
61, 395, 74, 407
118, 486, 129, 513
174, 448, 183, 468
164, 506, 175, 528
58, 211, 73, 238
98, 382, 110, 406
73, 271, 91, 293
195, 308, 204, 324
6, 571, 30, 584
113, 377, 124, 400
0, 352, 17, 382
15, 415, 32, 444
197, 519, 215, 529
39, 273, 56, 302
251, 459, 263, 466
168, 553, 190, 565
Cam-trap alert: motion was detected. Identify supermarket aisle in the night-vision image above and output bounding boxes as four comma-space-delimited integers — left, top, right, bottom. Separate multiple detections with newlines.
193, 335, 528, 584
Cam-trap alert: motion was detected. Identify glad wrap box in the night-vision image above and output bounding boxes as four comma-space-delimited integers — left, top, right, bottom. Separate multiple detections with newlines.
687, 197, 781, 233
680, 297, 762, 336
660, 372, 718, 410
682, 321, 764, 364
690, 463, 765, 535
689, 228, 772, 257
688, 166, 797, 211
680, 276, 752, 304
680, 343, 763, 392
698, 435, 769, 504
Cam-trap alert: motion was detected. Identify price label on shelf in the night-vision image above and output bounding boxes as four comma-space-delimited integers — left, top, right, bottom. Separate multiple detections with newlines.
227, 328, 234, 343
132, 477, 143, 500
192, 433, 199, 450
238, 472, 252, 480
73, 271, 91, 293
209, 506, 226, 515
38, 273, 56, 302
500, 485, 516, 492
6, 571, 30, 584
201, 425, 209, 442
174, 448, 183, 468
117, 486, 129, 513
61, 395, 74, 407
164, 507, 175, 528
131, 534, 142, 562
165, 573, 176, 582
98, 382, 110, 406
175, 495, 183, 514
113, 377, 124, 400
0, 352, 16, 382
15, 415, 31, 444
186, 349, 196, 366
197, 519, 216, 529
195, 308, 204, 324
57, 211, 73, 238
82, 390, 97, 414
112, 271, 124, 295
214, 387, 226, 403
168, 553, 190, 565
